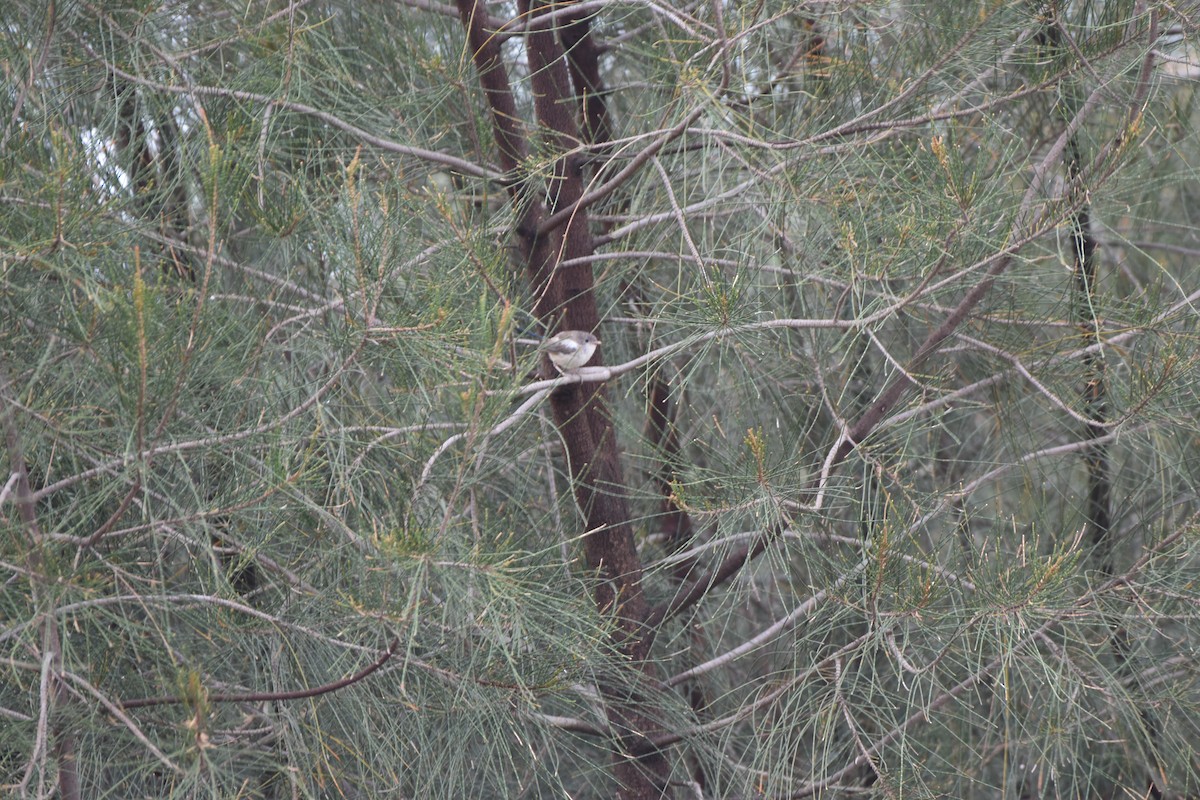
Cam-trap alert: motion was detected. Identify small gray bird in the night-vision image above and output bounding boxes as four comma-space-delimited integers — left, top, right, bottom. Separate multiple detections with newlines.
543, 330, 600, 372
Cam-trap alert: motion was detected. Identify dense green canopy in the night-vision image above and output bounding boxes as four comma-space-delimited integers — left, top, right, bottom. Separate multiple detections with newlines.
3, 2, 1200, 798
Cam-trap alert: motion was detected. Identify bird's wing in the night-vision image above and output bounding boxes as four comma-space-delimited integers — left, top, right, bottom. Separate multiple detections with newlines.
544, 338, 580, 355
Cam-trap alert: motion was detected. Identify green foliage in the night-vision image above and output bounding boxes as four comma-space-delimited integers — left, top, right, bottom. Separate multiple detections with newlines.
3, 1, 1200, 799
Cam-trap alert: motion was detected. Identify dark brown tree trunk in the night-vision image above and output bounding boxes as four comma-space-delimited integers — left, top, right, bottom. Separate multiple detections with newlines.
456, 1, 670, 794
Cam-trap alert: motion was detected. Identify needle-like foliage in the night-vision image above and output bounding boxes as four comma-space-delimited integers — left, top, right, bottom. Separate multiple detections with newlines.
3, 2, 1200, 798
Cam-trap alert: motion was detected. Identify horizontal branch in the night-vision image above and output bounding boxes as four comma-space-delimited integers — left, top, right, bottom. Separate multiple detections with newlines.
119, 638, 399, 709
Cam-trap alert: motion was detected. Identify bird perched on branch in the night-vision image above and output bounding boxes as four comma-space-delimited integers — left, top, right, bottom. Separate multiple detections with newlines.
542, 330, 600, 372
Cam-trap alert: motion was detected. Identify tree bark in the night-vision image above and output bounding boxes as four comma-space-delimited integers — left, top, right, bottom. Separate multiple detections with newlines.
457, 0, 670, 794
